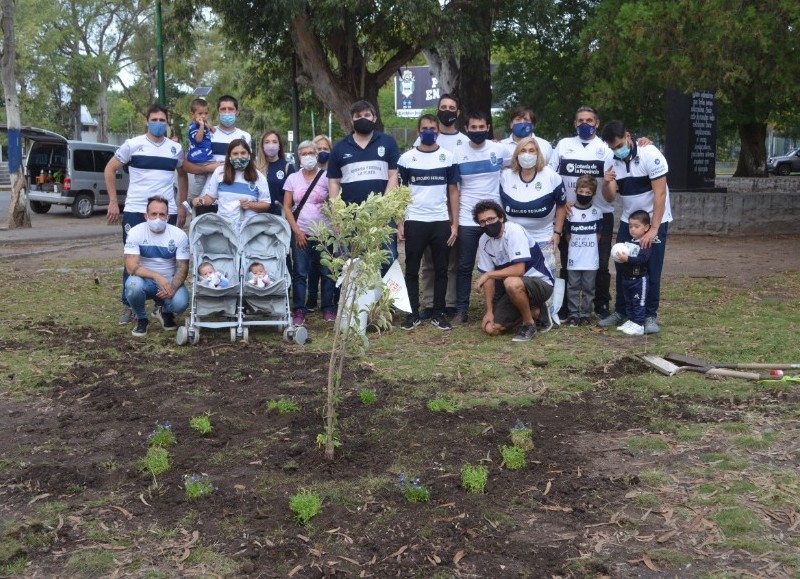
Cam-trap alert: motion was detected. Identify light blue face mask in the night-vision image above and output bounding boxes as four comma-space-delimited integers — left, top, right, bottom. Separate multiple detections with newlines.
148, 121, 168, 137
219, 113, 236, 127
614, 145, 631, 160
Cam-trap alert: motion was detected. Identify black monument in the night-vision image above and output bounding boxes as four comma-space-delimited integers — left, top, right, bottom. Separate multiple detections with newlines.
665, 90, 719, 190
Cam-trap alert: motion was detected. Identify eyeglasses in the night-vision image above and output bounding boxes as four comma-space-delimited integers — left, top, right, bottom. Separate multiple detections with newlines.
478, 216, 499, 226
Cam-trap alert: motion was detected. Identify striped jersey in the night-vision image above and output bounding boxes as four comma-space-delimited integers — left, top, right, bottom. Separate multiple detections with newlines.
115, 134, 184, 214
123, 222, 189, 277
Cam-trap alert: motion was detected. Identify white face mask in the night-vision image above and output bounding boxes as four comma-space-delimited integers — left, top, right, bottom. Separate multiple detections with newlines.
518, 153, 538, 169
147, 218, 167, 233
300, 154, 318, 171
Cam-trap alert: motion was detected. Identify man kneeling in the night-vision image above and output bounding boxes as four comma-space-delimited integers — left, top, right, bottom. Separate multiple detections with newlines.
472, 200, 554, 342
124, 196, 190, 337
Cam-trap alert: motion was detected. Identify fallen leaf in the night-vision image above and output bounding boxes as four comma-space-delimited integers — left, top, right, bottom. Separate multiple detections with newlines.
234, 484, 246, 491
139, 494, 151, 507
297, 534, 310, 543
643, 553, 660, 572
27, 493, 51, 505
389, 545, 408, 559
288, 565, 304, 577
326, 527, 341, 534
178, 548, 191, 562
657, 530, 677, 543
112, 506, 133, 520
338, 556, 361, 566
453, 550, 466, 565
543, 480, 552, 496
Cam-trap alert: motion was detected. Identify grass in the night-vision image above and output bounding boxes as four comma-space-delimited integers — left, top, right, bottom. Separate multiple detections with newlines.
713, 507, 765, 536
289, 490, 323, 525
65, 550, 116, 576
426, 398, 459, 413
189, 413, 213, 435
266, 399, 301, 413
500, 445, 526, 470
461, 464, 489, 494
140, 447, 170, 476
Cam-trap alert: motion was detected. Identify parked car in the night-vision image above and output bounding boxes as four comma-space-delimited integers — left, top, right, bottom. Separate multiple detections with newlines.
767, 148, 800, 176
1, 126, 128, 218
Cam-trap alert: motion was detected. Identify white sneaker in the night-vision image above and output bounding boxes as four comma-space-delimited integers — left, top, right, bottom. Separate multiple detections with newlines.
621, 322, 644, 336
617, 320, 634, 332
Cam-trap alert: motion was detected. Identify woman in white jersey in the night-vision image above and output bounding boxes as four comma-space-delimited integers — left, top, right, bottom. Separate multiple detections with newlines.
192, 139, 271, 228
499, 137, 567, 282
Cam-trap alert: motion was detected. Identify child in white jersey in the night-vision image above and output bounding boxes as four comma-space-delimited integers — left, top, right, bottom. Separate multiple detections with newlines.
565, 175, 602, 326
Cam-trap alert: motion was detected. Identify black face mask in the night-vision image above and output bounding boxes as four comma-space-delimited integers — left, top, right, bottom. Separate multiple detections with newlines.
576, 194, 594, 206
437, 109, 458, 127
481, 220, 503, 238
466, 130, 488, 145
352, 117, 375, 135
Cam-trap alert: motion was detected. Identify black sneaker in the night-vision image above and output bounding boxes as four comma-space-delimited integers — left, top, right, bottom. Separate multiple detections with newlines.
566, 316, 579, 327
419, 308, 434, 321
305, 299, 318, 313
132, 318, 149, 338
401, 313, 421, 330
154, 307, 177, 330
512, 323, 536, 342
450, 311, 469, 326
431, 313, 452, 331
595, 304, 610, 319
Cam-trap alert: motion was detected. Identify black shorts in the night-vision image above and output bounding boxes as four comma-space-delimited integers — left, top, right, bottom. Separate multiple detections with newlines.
494, 277, 554, 328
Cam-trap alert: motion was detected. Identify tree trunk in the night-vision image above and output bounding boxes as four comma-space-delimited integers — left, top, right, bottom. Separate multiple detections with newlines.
97, 86, 109, 143
423, 49, 460, 94
734, 122, 768, 177
1, 0, 31, 229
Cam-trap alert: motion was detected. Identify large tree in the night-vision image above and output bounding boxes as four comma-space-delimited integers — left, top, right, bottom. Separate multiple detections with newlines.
583, 0, 800, 176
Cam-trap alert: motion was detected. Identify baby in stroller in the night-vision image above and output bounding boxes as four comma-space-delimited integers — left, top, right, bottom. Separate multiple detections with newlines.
247, 262, 273, 289
197, 261, 231, 289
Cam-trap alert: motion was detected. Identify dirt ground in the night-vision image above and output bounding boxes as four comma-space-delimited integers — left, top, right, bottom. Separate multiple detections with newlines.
1, 234, 799, 577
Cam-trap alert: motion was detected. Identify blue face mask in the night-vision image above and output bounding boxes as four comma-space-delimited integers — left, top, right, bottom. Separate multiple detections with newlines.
219, 113, 236, 127
614, 144, 631, 160
317, 151, 330, 164
576, 122, 596, 140
147, 121, 168, 137
419, 128, 438, 146
511, 122, 533, 139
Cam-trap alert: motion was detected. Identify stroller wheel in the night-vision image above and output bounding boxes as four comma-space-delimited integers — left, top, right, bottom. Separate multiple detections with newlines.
293, 326, 308, 345
176, 326, 188, 346
189, 327, 200, 345
241, 327, 249, 343
230, 327, 237, 342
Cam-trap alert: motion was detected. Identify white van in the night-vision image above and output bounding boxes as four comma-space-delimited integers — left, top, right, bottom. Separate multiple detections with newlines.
8, 127, 128, 218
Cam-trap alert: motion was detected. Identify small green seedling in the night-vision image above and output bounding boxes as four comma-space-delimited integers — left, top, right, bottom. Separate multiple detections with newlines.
183, 474, 215, 500
461, 464, 489, 494
189, 413, 213, 435
289, 490, 323, 525
267, 399, 301, 414
427, 398, 459, 413
398, 473, 430, 503
500, 445, 526, 470
510, 419, 534, 451
358, 389, 377, 405
147, 422, 176, 448
140, 447, 170, 476
316, 432, 341, 449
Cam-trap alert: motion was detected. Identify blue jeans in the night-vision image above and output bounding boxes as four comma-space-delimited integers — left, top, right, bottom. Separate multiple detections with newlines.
613, 221, 668, 319
121, 211, 177, 306
456, 225, 484, 313
125, 276, 189, 320
292, 241, 335, 312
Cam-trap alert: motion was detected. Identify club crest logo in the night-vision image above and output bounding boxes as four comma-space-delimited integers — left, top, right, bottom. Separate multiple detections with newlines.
171, 146, 177, 155
535, 182, 542, 191
566, 163, 575, 173
490, 153, 498, 165
277, 170, 285, 179
378, 146, 386, 157
168, 240, 177, 254
439, 154, 446, 162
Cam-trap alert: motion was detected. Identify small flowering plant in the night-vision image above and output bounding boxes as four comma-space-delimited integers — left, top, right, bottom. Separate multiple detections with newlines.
398, 473, 430, 503
183, 473, 215, 501
148, 421, 176, 448
510, 419, 534, 451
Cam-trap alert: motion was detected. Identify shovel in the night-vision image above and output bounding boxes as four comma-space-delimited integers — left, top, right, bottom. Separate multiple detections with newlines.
638, 354, 777, 381
664, 353, 800, 371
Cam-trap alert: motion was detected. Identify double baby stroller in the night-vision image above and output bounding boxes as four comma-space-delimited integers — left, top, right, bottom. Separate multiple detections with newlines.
176, 213, 308, 345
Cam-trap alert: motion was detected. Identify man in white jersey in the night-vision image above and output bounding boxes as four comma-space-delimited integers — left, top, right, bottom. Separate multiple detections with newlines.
599, 120, 672, 334
472, 200, 554, 342
183, 95, 253, 200
500, 106, 553, 166
416, 93, 466, 319
123, 196, 190, 338
104, 104, 188, 325
550, 105, 615, 319
397, 113, 460, 331
451, 111, 507, 326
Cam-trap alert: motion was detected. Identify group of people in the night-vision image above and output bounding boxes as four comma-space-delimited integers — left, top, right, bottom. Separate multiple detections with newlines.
105, 92, 671, 342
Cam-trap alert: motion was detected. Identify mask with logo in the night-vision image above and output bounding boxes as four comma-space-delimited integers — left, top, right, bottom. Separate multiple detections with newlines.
300, 154, 318, 171
147, 218, 167, 233
230, 157, 250, 170
352, 117, 375, 135
466, 130, 488, 145
219, 113, 236, 127
576, 122, 596, 140
613, 144, 631, 160
518, 153, 538, 169
437, 109, 458, 127
511, 122, 533, 139
419, 128, 438, 146
263, 143, 279, 158
147, 121, 168, 138
481, 220, 503, 239
576, 194, 594, 206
